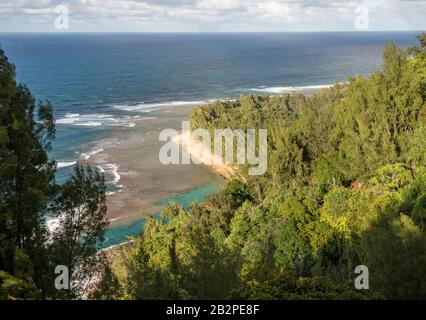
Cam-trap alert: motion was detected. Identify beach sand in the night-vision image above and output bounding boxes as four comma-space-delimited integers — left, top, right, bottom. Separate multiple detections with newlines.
172, 130, 236, 180
80, 104, 225, 226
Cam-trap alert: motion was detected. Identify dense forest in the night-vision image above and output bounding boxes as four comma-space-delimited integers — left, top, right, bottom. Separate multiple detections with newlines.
1, 34, 426, 299
106, 34, 426, 300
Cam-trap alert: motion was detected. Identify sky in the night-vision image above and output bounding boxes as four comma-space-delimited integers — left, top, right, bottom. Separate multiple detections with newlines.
0, 0, 425, 32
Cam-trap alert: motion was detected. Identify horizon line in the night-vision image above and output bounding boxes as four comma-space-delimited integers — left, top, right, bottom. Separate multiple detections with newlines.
0, 30, 424, 34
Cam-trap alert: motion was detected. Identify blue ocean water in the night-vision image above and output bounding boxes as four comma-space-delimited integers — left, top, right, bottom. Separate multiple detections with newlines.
0, 32, 419, 246
102, 178, 223, 248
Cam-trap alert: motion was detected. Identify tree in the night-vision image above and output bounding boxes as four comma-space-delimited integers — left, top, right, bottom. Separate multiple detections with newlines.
408, 32, 426, 56
232, 271, 383, 300
1, 46, 112, 300
361, 213, 426, 299
89, 258, 121, 300
50, 164, 108, 298
0, 249, 40, 299
0, 46, 55, 297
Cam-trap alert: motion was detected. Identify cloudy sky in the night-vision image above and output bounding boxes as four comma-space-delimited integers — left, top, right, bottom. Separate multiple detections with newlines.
0, 0, 425, 32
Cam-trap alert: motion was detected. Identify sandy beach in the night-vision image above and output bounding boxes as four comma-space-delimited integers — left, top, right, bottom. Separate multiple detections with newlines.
79, 92, 325, 227
79, 103, 225, 227
172, 130, 236, 180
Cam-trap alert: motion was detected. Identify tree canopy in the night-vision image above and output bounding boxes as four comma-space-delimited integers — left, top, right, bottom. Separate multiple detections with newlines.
111, 34, 426, 300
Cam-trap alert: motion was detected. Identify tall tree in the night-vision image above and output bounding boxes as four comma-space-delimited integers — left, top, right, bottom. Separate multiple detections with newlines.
0, 46, 55, 297
50, 164, 108, 298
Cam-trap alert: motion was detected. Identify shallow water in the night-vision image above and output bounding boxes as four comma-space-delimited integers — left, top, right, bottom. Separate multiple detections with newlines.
102, 178, 223, 248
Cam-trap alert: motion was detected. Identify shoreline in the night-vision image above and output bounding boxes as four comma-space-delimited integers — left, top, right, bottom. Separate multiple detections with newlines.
80, 103, 225, 227
79, 86, 328, 243
172, 131, 236, 180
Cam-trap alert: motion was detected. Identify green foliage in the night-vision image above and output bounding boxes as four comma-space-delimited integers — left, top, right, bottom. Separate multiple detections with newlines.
3, 33, 426, 300
0, 250, 40, 299
273, 217, 312, 274
0, 46, 55, 298
50, 164, 109, 298
369, 164, 413, 191
232, 272, 383, 300
124, 202, 240, 299
361, 213, 426, 299
0, 47, 109, 300
89, 259, 121, 300
399, 126, 426, 167
116, 34, 426, 300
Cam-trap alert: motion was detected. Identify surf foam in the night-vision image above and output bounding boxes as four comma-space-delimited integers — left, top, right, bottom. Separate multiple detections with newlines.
57, 161, 77, 168
56, 113, 137, 128
112, 100, 212, 112
250, 84, 334, 94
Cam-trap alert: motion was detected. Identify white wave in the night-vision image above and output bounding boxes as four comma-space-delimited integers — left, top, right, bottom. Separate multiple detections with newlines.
76, 121, 103, 127
102, 240, 133, 252
56, 113, 136, 128
57, 101, 209, 127
112, 100, 212, 112
106, 189, 122, 196
55, 118, 76, 124
112, 103, 155, 112
96, 163, 121, 185
250, 84, 335, 94
57, 161, 77, 168
104, 163, 121, 184
79, 138, 125, 162
65, 113, 80, 118
80, 148, 104, 160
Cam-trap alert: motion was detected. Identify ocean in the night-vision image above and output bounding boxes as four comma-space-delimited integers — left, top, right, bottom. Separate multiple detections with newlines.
0, 32, 419, 246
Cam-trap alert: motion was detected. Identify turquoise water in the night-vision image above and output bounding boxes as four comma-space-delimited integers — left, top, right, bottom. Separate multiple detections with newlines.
101, 178, 223, 248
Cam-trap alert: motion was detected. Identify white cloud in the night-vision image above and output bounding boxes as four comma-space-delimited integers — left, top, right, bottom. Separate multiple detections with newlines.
0, 0, 425, 31
255, 1, 292, 18
18, 7, 55, 15
197, 0, 241, 10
